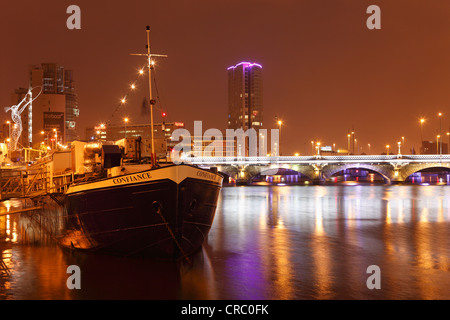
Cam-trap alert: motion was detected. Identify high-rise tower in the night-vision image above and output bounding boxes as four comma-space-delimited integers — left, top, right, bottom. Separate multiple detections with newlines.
227, 62, 263, 131
29, 63, 80, 145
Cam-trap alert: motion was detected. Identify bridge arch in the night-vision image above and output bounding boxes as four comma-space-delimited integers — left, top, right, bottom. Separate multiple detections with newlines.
259, 165, 318, 180
194, 157, 450, 184
214, 165, 240, 182
400, 163, 450, 181
322, 163, 394, 182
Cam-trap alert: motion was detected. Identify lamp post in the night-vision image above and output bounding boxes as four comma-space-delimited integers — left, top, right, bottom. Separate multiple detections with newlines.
437, 134, 440, 155
351, 131, 355, 154
438, 113, 443, 156
386, 144, 390, 155
397, 141, 401, 155
6, 120, 11, 139
5, 120, 11, 152
347, 133, 351, 155
420, 118, 425, 153
447, 131, 450, 154
368, 143, 371, 154
124, 117, 129, 139
40, 131, 45, 147
402, 136, 405, 153
277, 119, 282, 156
52, 128, 57, 149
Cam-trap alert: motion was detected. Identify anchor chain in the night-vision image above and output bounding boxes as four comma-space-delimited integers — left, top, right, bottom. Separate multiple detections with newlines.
153, 202, 191, 265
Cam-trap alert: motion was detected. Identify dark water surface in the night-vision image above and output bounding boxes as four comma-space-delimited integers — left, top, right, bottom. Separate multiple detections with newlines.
1, 185, 449, 300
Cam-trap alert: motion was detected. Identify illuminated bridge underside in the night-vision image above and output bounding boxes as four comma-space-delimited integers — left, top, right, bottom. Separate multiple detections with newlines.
186, 155, 450, 183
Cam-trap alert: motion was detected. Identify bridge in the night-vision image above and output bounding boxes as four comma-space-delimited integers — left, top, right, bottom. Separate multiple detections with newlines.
184, 154, 450, 184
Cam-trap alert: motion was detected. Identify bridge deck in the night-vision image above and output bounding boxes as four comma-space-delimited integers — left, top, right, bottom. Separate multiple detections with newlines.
186, 154, 450, 165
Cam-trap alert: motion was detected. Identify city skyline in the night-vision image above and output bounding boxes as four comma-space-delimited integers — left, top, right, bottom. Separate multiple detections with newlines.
2, 1, 450, 155
2, 1, 450, 304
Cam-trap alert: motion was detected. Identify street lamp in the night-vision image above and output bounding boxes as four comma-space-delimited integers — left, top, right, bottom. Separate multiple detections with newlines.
311, 140, 314, 155
368, 143, 371, 154
347, 134, 351, 155
5, 120, 11, 151
6, 120, 11, 139
40, 130, 45, 147
438, 112, 443, 156
447, 131, 450, 154
351, 131, 355, 154
277, 119, 282, 156
420, 118, 425, 152
437, 134, 441, 155
401, 136, 405, 153
386, 144, 390, 155
316, 142, 321, 156
53, 128, 58, 149
124, 117, 129, 139
397, 141, 401, 155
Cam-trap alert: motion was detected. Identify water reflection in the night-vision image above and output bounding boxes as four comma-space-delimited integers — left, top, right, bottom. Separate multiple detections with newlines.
1, 185, 450, 299
204, 185, 450, 299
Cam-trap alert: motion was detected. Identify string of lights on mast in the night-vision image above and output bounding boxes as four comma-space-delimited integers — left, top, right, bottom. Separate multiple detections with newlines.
103, 27, 168, 166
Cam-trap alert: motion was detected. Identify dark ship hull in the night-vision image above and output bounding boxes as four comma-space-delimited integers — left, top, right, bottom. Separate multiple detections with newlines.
57, 164, 223, 261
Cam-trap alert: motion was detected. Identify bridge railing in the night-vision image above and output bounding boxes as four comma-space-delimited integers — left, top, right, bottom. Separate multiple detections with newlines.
184, 154, 450, 165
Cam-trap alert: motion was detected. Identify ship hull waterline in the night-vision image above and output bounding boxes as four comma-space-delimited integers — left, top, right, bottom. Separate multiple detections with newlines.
58, 164, 223, 261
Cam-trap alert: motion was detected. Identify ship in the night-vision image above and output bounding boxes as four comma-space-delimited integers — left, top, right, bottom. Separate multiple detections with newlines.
36, 27, 222, 262
58, 163, 222, 261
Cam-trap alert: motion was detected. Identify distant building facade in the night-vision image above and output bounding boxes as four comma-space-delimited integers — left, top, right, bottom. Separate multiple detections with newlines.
85, 122, 186, 159
86, 122, 185, 142
28, 63, 80, 146
420, 141, 448, 154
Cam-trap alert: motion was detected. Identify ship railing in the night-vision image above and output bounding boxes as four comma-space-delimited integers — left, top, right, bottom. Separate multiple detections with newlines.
24, 166, 49, 196
51, 171, 75, 194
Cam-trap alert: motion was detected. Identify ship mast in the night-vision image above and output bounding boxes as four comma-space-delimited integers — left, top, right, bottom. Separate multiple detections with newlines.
131, 26, 167, 166
146, 26, 156, 166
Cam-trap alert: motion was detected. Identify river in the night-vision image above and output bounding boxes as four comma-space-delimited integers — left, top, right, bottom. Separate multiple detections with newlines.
1, 184, 449, 300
